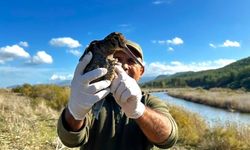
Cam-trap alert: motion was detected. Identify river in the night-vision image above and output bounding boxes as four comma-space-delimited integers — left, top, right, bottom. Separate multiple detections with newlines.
152, 92, 250, 126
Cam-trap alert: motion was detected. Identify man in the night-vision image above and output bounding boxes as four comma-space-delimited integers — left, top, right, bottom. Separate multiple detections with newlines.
57, 35, 178, 150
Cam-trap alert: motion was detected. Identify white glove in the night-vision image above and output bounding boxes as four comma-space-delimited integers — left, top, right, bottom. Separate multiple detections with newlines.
68, 52, 111, 120
110, 65, 145, 119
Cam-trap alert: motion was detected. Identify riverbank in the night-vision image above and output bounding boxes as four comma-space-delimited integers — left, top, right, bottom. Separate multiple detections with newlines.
1, 87, 250, 149
141, 88, 168, 93
166, 88, 250, 113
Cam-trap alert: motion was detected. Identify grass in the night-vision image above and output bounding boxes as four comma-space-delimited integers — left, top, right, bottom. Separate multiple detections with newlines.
169, 105, 207, 147
1, 86, 250, 149
141, 88, 168, 93
168, 104, 250, 150
167, 87, 250, 113
0, 89, 57, 149
199, 124, 250, 150
0, 89, 76, 150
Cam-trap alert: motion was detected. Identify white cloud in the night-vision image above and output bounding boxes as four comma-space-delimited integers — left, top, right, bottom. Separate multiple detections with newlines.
67, 49, 82, 57
152, 37, 184, 46
19, 41, 29, 47
213, 59, 236, 66
209, 43, 216, 48
158, 40, 166, 44
220, 40, 240, 47
0, 45, 30, 64
31, 51, 53, 64
151, 40, 157, 44
167, 37, 184, 45
50, 74, 73, 81
152, 0, 172, 5
118, 24, 130, 27
170, 61, 182, 66
168, 47, 174, 51
152, 0, 164, 4
144, 59, 235, 77
118, 24, 134, 33
50, 37, 81, 48
0, 66, 54, 87
210, 40, 240, 48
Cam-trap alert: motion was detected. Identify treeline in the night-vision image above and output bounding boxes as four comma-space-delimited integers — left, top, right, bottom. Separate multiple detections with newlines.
142, 56, 250, 90
12, 84, 70, 110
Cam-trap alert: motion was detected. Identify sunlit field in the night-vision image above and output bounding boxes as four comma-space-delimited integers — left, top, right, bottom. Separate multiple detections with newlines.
0, 85, 250, 149
167, 88, 250, 113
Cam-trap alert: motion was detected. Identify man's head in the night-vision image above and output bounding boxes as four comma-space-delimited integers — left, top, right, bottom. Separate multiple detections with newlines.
114, 39, 144, 81
125, 40, 144, 61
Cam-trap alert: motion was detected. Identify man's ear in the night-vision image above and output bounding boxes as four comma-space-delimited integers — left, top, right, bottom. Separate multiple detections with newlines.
140, 66, 144, 76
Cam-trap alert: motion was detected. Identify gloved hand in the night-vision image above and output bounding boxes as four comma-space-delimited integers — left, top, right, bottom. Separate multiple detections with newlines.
68, 52, 111, 120
110, 65, 145, 119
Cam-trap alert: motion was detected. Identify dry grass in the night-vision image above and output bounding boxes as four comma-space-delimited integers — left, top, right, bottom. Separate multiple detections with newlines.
1, 88, 250, 149
199, 123, 250, 150
168, 104, 250, 149
141, 88, 168, 93
167, 88, 250, 113
169, 105, 207, 147
0, 89, 76, 150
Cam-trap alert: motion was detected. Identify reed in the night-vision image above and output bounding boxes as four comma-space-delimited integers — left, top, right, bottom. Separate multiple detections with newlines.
168, 104, 250, 149
167, 87, 250, 113
1, 86, 249, 149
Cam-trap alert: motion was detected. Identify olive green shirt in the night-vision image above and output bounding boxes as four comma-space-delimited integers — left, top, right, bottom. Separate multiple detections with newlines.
57, 93, 178, 150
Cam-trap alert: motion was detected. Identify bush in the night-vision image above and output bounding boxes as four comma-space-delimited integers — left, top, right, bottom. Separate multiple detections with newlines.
200, 124, 250, 150
168, 103, 250, 149
168, 104, 207, 147
12, 84, 70, 111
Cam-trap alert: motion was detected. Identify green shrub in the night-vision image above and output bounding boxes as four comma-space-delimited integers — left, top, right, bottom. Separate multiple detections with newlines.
168, 104, 207, 147
168, 103, 250, 149
12, 84, 70, 111
200, 124, 250, 150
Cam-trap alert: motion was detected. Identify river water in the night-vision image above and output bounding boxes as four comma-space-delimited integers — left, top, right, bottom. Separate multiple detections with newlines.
152, 92, 250, 126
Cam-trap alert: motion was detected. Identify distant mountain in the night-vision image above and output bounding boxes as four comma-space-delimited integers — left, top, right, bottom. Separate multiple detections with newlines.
142, 56, 250, 90
55, 80, 71, 87
55, 76, 157, 86
139, 76, 156, 84
155, 75, 168, 80
154, 71, 196, 81
5, 76, 155, 89
6, 84, 20, 89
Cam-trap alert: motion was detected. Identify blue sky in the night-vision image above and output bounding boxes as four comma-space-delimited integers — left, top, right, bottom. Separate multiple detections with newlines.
1, 0, 250, 87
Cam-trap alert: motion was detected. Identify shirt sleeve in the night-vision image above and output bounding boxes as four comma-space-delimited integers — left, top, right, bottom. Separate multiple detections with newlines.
57, 108, 92, 147
143, 93, 178, 149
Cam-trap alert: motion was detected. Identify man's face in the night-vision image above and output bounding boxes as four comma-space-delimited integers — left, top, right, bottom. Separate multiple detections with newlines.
113, 51, 144, 81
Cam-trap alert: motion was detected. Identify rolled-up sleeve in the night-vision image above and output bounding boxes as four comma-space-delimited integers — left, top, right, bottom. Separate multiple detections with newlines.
154, 113, 178, 149
144, 94, 178, 149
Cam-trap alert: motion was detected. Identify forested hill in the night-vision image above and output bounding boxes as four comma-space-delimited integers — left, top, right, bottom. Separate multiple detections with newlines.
142, 56, 250, 90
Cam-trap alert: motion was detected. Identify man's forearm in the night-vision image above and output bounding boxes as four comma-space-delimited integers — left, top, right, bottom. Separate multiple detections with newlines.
64, 107, 85, 132
135, 107, 172, 144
